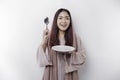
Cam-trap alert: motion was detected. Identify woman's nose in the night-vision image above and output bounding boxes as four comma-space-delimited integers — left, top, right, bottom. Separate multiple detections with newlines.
61, 18, 66, 23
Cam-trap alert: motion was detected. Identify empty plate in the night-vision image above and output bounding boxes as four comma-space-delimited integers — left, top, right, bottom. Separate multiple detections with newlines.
52, 45, 75, 52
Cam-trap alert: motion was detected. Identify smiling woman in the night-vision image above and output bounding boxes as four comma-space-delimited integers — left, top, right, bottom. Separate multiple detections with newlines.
37, 8, 86, 80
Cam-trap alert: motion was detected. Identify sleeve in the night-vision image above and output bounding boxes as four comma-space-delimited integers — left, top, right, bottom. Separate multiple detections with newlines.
65, 36, 86, 73
37, 44, 52, 67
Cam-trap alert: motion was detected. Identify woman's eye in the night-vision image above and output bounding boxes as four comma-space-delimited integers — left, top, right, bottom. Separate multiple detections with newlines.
58, 17, 62, 19
66, 17, 70, 20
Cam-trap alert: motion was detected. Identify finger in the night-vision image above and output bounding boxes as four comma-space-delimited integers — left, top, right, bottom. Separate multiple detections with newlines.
46, 30, 49, 35
45, 30, 48, 35
46, 29, 49, 32
43, 29, 48, 34
43, 30, 46, 35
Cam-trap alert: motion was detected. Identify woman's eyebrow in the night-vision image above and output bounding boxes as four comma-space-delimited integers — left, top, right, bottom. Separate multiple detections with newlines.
58, 16, 70, 18
65, 16, 70, 17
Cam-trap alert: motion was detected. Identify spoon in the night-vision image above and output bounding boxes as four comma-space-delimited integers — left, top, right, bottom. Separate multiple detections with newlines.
44, 17, 49, 29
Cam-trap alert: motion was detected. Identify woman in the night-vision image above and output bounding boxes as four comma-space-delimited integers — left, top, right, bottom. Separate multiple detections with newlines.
37, 8, 86, 80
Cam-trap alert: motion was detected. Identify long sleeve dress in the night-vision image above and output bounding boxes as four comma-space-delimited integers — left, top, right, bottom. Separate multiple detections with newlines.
37, 33, 86, 80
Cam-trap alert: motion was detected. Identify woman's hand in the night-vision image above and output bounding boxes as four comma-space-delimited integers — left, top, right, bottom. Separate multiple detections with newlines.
43, 28, 49, 43
42, 28, 49, 52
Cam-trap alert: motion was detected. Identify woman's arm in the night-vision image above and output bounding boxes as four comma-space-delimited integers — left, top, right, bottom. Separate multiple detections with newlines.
41, 28, 49, 52
37, 28, 52, 67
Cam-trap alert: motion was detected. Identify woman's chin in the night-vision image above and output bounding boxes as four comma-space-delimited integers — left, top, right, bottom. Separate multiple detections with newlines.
59, 29, 67, 32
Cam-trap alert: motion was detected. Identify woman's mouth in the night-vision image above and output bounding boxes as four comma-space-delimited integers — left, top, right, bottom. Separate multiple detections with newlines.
60, 24, 67, 27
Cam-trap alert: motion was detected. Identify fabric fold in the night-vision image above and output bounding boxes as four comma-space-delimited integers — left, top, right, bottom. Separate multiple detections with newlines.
37, 44, 52, 67
65, 35, 86, 73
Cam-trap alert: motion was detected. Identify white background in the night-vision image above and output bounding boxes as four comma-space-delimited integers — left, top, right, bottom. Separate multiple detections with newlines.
0, 0, 120, 80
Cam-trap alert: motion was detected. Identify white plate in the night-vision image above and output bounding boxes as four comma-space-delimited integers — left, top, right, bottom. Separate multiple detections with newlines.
52, 45, 75, 52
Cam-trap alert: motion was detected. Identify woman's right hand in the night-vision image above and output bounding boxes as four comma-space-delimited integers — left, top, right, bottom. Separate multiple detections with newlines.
42, 28, 49, 51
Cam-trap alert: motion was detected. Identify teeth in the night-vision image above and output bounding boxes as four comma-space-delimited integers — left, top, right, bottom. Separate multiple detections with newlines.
61, 24, 66, 27
62, 25, 66, 27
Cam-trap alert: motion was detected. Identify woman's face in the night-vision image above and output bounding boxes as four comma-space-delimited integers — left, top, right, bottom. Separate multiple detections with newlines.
57, 11, 70, 31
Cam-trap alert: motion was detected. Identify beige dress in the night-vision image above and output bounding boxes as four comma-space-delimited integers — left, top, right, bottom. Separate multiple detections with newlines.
37, 34, 86, 80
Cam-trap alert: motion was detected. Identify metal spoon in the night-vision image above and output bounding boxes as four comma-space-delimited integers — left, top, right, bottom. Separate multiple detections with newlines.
44, 17, 49, 29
